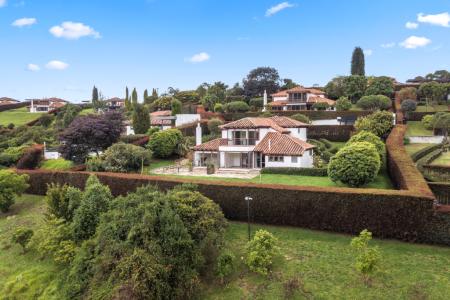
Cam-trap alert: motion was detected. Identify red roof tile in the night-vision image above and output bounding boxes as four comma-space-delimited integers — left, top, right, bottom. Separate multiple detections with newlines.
254, 132, 315, 156
193, 138, 227, 151
151, 110, 172, 117
307, 96, 336, 105
271, 86, 325, 97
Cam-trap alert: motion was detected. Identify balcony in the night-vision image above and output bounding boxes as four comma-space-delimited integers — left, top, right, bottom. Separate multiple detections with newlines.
227, 138, 258, 146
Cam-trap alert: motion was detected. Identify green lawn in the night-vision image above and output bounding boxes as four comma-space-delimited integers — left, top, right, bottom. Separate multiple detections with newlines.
406, 121, 434, 136
79, 108, 95, 116
40, 159, 74, 170
2, 195, 450, 299
415, 105, 449, 112
432, 152, 450, 166
404, 143, 433, 156
0, 107, 44, 126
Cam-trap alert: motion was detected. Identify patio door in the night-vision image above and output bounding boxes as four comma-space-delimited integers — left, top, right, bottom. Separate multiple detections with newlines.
241, 153, 249, 168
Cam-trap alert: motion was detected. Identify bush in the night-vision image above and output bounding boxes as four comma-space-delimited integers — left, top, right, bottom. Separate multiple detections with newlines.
147, 127, 160, 137
261, 167, 327, 176
207, 118, 224, 136
45, 183, 82, 221
11, 227, 34, 252
312, 102, 330, 110
350, 229, 380, 280
356, 95, 391, 111
216, 251, 235, 283
249, 97, 264, 110
223, 101, 250, 113
398, 87, 417, 102
347, 131, 385, 157
214, 103, 224, 113
246, 230, 279, 275
328, 142, 380, 187
37, 114, 54, 127
336, 96, 352, 111
401, 99, 417, 113
16, 146, 43, 169
259, 111, 273, 117
421, 115, 434, 130
171, 98, 182, 115
148, 129, 183, 158
290, 113, 310, 124
355, 111, 394, 137
0, 170, 29, 212
0, 146, 26, 167
119, 134, 148, 144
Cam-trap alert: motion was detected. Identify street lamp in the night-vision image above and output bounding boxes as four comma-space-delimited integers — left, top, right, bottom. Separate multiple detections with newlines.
244, 196, 253, 241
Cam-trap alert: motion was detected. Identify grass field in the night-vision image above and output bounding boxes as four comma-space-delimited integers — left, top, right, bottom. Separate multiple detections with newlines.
0, 107, 44, 126
79, 108, 94, 116
404, 143, 433, 156
415, 105, 449, 112
432, 152, 450, 166
2, 195, 449, 299
40, 158, 74, 170
406, 121, 433, 136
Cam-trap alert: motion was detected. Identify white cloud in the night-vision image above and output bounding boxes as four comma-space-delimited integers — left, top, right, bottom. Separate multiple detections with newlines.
381, 42, 395, 48
364, 49, 373, 56
417, 12, 450, 27
186, 52, 210, 63
27, 63, 40, 71
265, 2, 295, 17
405, 21, 418, 29
49, 21, 100, 40
0, 0, 6, 7
12, 17, 37, 27
45, 60, 69, 70
400, 36, 431, 49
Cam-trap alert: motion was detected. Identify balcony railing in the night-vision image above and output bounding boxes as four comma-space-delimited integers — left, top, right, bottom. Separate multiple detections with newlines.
227, 138, 258, 146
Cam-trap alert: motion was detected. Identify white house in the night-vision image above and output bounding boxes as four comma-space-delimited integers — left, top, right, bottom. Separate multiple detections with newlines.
193, 116, 315, 171
269, 86, 336, 111
28, 98, 68, 113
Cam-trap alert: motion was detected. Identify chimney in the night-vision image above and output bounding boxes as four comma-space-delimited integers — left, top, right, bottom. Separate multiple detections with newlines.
262, 90, 268, 112
196, 122, 202, 146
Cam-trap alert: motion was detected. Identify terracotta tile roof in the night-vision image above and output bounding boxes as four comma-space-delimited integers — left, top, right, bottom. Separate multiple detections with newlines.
269, 116, 309, 128
0, 97, 19, 103
271, 86, 325, 97
193, 138, 227, 151
221, 117, 289, 133
268, 100, 288, 106
254, 132, 315, 156
307, 96, 336, 106
105, 97, 124, 103
151, 110, 172, 117
271, 91, 288, 97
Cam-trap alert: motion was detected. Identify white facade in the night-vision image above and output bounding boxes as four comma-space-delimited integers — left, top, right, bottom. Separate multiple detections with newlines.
175, 114, 200, 127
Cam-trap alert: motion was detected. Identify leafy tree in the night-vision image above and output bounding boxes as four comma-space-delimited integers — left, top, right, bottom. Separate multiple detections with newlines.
37, 114, 54, 127
249, 98, 264, 110
351, 47, 365, 76
226, 82, 245, 97
45, 183, 82, 222
216, 251, 235, 283
350, 229, 381, 281
223, 101, 250, 113
59, 112, 123, 163
246, 230, 279, 275
365, 76, 394, 97
148, 129, 183, 158
201, 94, 220, 111
11, 227, 33, 252
312, 102, 330, 110
151, 96, 173, 111
401, 99, 417, 114
418, 82, 447, 104
343, 75, 367, 103
92, 86, 101, 111
421, 114, 434, 130
290, 113, 310, 124
214, 103, 224, 113
55, 104, 82, 129
132, 104, 150, 134
171, 98, 182, 115
328, 142, 380, 187
131, 88, 138, 107
324, 76, 346, 99
196, 82, 210, 99
347, 131, 385, 157
174, 90, 200, 103
207, 118, 224, 136
280, 78, 298, 90
356, 95, 391, 110
355, 111, 394, 137
243, 67, 281, 97
336, 96, 352, 111
398, 87, 417, 102
0, 170, 29, 212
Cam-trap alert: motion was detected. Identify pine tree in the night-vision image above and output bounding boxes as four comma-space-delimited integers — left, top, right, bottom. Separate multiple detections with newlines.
92, 86, 99, 110
144, 89, 149, 102
125, 86, 131, 110
351, 47, 365, 76
132, 88, 138, 108
132, 104, 150, 134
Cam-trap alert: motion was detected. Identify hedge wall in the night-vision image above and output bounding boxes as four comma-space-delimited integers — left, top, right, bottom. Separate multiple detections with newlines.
261, 167, 327, 176
407, 111, 449, 121
411, 144, 441, 162
0, 102, 28, 112
16, 169, 446, 244
222, 110, 372, 121
307, 125, 354, 141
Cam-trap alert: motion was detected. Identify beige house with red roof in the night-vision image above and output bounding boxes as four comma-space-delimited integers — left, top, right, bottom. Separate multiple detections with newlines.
28, 98, 68, 113
193, 116, 315, 170
269, 86, 336, 111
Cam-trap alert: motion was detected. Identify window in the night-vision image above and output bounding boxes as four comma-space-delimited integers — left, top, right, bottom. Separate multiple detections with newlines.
268, 156, 284, 162
291, 156, 298, 163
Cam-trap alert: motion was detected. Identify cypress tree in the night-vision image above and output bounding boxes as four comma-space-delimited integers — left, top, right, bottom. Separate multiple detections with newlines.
125, 86, 131, 110
92, 86, 99, 110
132, 88, 138, 107
351, 47, 365, 76
144, 89, 149, 102
132, 104, 150, 134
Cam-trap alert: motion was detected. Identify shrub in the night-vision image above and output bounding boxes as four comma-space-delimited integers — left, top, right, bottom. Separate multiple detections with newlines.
147, 127, 160, 137
0, 146, 26, 167
16, 146, 43, 169
119, 134, 148, 144
350, 229, 380, 280
223, 101, 250, 113
216, 251, 235, 283
312, 102, 330, 110
328, 142, 380, 187
261, 167, 327, 176
148, 129, 183, 158
259, 111, 273, 117
401, 99, 417, 113
37, 114, 54, 127
0, 170, 29, 212
214, 103, 224, 113
45, 183, 82, 221
336, 96, 352, 111
347, 131, 385, 157
290, 113, 310, 124
421, 115, 434, 130
11, 227, 34, 252
249, 98, 264, 110
246, 230, 279, 276
207, 118, 224, 136
398, 87, 417, 102
356, 95, 391, 111
355, 111, 394, 137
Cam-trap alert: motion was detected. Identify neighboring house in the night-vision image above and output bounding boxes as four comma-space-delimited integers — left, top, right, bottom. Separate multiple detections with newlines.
0, 97, 19, 105
28, 98, 68, 113
193, 116, 315, 171
126, 110, 201, 134
105, 97, 125, 110
269, 86, 336, 111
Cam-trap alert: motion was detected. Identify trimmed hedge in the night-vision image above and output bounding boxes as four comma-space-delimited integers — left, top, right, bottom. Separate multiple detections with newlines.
308, 125, 354, 141
0, 102, 28, 112
411, 144, 441, 162
222, 111, 372, 121
261, 167, 327, 177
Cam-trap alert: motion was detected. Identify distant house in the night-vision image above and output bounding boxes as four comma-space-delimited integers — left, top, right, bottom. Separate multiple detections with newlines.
269, 86, 336, 111
28, 98, 68, 113
193, 116, 315, 171
104, 97, 125, 110
126, 110, 200, 135
0, 97, 19, 105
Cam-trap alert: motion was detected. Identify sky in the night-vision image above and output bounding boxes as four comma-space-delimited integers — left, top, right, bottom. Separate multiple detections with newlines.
1, 0, 450, 102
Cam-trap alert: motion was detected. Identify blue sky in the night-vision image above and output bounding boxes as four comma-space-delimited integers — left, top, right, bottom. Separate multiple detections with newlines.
1, 0, 450, 101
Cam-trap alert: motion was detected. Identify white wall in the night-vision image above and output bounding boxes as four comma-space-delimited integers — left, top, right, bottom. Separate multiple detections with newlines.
265, 151, 313, 168
286, 128, 307, 140
126, 125, 135, 135
273, 96, 288, 101
409, 136, 444, 144
175, 114, 200, 127
312, 119, 339, 125
44, 151, 60, 160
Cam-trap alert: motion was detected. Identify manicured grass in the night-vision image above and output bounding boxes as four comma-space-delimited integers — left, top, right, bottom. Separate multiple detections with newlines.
79, 108, 95, 116
146, 158, 177, 172
404, 143, 433, 156
200, 222, 450, 299
2, 195, 450, 299
431, 152, 450, 166
40, 159, 74, 170
415, 105, 449, 112
406, 121, 433, 136
0, 107, 44, 126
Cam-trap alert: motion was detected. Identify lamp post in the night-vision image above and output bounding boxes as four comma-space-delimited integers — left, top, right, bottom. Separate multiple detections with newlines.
245, 196, 253, 241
